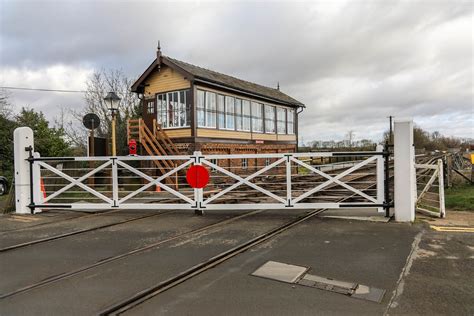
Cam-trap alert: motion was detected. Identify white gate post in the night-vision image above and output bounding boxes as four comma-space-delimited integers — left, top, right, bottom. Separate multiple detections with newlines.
394, 118, 415, 222
438, 159, 446, 218
14, 127, 34, 214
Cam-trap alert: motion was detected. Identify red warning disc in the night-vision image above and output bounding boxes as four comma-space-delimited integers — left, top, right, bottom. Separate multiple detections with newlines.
186, 165, 210, 189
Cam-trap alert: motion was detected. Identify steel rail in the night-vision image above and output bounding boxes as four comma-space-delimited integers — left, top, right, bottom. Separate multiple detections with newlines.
0, 209, 120, 235
99, 209, 326, 316
98, 178, 382, 315
0, 211, 172, 253
0, 209, 265, 299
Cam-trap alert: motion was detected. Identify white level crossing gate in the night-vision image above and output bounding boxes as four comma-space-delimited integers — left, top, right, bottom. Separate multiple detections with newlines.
14, 120, 418, 221
415, 159, 446, 218
15, 147, 388, 215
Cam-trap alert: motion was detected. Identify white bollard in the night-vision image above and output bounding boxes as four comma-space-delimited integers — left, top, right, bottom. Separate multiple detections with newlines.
394, 118, 415, 222
14, 127, 34, 214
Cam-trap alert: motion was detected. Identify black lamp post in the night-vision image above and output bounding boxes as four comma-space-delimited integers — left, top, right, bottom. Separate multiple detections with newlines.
104, 91, 121, 156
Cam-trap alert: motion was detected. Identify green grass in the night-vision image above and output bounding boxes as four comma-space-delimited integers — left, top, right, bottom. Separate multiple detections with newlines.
445, 184, 474, 212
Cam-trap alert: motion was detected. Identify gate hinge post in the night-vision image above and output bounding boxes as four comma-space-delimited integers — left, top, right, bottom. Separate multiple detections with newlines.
285, 154, 293, 207
192, 151, 204, 216
382, 141, 392, 217
376, 145, 384, 214
111, 157, 119, 208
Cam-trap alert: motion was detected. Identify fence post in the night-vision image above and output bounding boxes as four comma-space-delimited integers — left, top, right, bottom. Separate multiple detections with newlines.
394, 119, 415, 222
14, 127, 35, 214
438, 159, 446, 218
286, 154, 292, 207
111, 158, 119, 207
32, 152, 43, 213
193, 151, 204, 215
376, 145, 384, 213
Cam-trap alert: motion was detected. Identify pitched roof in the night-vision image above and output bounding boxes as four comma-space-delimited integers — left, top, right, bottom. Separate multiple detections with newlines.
132, 56, 304, 108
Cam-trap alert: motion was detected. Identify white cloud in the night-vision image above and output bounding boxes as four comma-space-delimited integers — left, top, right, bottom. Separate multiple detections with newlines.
0, 0, 472, 141
0, 65, 93, 120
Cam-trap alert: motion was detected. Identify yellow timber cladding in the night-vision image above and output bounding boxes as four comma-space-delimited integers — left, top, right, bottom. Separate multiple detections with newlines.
143, 66, 190, 96
140, 65, 296, 143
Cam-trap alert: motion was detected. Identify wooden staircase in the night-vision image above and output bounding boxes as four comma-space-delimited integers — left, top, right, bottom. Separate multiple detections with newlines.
127, 118, 183, 186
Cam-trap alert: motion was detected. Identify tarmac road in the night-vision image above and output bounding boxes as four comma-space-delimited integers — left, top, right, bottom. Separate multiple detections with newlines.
0, 209, 473, 315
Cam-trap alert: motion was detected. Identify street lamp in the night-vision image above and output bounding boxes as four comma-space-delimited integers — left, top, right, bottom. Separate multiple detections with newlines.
104, 91, 121, 156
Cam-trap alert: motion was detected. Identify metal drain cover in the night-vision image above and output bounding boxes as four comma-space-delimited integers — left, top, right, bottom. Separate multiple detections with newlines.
252, 261, 385, 303
251, 261, 309, 283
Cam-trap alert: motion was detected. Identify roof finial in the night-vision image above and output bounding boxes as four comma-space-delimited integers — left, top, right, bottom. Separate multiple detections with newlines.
157, 40, 162, 60
277, 82, 280, 91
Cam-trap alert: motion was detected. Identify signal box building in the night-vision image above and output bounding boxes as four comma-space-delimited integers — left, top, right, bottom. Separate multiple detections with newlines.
129, 46, 304, 168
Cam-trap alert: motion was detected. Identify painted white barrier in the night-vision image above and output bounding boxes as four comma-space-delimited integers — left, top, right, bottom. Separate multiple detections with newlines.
394, 119, 415, 222
13, 127, 35, 214
14, 122, 419, 219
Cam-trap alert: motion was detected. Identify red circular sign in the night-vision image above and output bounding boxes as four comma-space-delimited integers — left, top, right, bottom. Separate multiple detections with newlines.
186, 165, 210, 189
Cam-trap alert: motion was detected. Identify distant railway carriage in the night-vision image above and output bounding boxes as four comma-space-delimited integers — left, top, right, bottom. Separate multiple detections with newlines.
128, 45, 305, 170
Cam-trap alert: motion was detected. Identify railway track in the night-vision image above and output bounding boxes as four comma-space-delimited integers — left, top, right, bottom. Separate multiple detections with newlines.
0, 209, 265, 299
0, 210, 172, 253
0, 167, 388, 315
98, 178, 381, 315
1, 156, 389, 255
0, 209, 120, 234
99, 208, 326, 315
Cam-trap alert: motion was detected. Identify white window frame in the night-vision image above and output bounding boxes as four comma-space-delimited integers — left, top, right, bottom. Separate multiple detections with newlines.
196, 89, 295, 135
277, 107, 286, 134
241, 158, 248, 169
205, 91, 217, 128
242, 100, 251, 132
197, 90, 205, 128
147, 100, 155, 114
251, 102, 264, 133
264, 104, 276, 134
157, 89, 190, 129
217, 94, 225, 129
235, 98, 243, 131
287, 109, 295, 135
225, 96, 235, 130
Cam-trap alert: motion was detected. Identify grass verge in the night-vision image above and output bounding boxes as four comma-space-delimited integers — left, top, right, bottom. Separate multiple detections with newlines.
445, 184, 474, 212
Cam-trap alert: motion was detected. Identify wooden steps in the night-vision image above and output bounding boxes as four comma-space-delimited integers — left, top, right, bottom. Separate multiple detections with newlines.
127, 118, 184, 186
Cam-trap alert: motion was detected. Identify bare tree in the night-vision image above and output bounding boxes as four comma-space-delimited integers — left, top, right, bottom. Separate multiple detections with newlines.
346, 130, 355, 147
0, 89, 13, 118
68, 69, 140, 154
55, 107, 89, 154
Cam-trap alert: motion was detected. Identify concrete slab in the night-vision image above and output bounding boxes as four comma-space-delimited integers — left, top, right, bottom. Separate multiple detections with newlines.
252, 261, 308, 283
319, 208, 389, 222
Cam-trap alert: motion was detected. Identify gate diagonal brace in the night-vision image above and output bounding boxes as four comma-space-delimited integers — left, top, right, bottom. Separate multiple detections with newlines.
251, 261, 385, 303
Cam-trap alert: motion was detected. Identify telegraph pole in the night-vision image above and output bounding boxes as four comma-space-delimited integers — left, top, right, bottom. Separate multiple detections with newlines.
388, 116, 394, 144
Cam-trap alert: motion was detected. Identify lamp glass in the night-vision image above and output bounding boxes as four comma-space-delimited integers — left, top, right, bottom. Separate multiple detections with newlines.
104, 91, 121, 111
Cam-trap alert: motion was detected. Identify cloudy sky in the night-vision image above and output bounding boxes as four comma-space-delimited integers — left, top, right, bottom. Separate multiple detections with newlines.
0, 0, 472, 143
